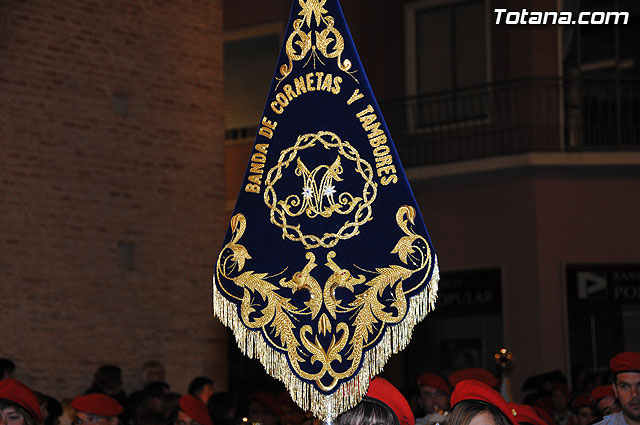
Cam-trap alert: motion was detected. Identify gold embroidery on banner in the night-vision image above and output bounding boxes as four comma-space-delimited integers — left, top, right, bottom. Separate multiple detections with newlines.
291, 156, 362, 219
214, 205, 439, 421
276, 0, 358, 89
264, 131, 376, 249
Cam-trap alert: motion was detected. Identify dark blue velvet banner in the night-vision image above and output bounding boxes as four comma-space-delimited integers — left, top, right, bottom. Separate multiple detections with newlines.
214, 0, 439, 420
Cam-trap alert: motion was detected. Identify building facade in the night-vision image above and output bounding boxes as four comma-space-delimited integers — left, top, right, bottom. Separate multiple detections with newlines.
1, 0, 227, 397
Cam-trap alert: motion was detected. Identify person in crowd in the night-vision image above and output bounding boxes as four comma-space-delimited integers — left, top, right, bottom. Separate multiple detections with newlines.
334, 377, 414, 425
161, 393, 181, 423
207, 392, 237, 425
449, 370, 499, 390
448, 379, 517, 425
125, 382, 171, 424
507, 403, 547, 425
277, 393, 305, 425
187, 378, 214, 405
415, 373, 451, 425
568, 396, 598, 425
58, 399, 75, 425
134, 410, 165, 425
140, 363, 165, 389
246, 392, 281, 425
85, 366, 126, 408
0, 379, 44, 425
595, 352, 640, 425
550, 384, 573, 425
34, 392, 62, 425
590, 386, 620, 418
532, 406, 555, 425
0, 361, 15, 381
70, 393, 123, 425
172, 395, 211, 425
532, 400, 555, 425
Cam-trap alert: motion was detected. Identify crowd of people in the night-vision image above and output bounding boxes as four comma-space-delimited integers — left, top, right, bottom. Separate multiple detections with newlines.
0, 352, 638, 425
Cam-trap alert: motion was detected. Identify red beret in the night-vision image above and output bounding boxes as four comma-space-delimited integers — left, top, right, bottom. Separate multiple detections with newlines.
533, 398, 553, 417
533, 406, 555, 425
0, 379, 44, 423
449, 369, 499, 388
417, 373, 450, 395
610, 352, 640, 373
450, 379, 517, 425
367, 377, 414, 425
247, 392, 282, 418
508, 403, 547, 425
550, 383, 571, 398
71, 393, 123, 417
179, 394, 212, 425
590, 385, 615, 402
572, 395, 593, 410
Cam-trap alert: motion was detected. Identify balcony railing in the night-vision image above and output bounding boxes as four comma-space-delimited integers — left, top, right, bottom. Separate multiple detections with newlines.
379, 77, 640, 167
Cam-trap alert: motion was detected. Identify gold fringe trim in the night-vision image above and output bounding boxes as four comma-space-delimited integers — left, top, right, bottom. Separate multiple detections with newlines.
212, 256, 439, 422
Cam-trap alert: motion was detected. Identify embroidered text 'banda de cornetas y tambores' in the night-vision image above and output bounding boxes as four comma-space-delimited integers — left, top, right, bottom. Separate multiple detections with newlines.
214, 0, 439, 420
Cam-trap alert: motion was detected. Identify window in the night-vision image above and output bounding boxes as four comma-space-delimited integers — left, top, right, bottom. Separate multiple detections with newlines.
224, 25, 281, 140
405, 0, 489, 128
562, 0, 640, 147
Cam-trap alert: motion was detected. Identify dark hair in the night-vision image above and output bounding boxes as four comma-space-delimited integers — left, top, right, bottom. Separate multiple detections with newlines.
0, 359, 16, 380
135, 410, 166, 425
334, 398, 397, 425
207, 391, 237, 425
0, 399, 35, 425
92, 365, 123, 393
144, 381, 170, 398
188, 377, 213, 396
448, 400, 512, 425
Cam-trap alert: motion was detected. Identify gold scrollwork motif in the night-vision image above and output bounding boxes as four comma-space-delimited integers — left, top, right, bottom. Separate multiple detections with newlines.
263, 131, 377, 249
276, 0, 358, 88
214, 205, 439, 421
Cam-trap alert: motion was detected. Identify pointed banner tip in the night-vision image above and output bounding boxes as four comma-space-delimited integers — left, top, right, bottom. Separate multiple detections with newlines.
214, 0, 439, 420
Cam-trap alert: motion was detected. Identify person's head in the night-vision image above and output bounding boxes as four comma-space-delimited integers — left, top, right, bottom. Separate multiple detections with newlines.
35, 392, 62, 425
276, 393, 304, 425
416, 373, 450, 414
187, 378, 214, 405
610, 352, 640, 424
449, 380, 517, 425
141, 362, 165, 387
207, 392, 237, 425
247, 393, 281, 425
334, 401, 397, 425
0, 361, 15, 381
91, 366, 122, 395
174, 395, 211, 425
549, 384, 570, 413
140, 382, 171, 414
161, 393, 181, 420
590, 385, 620, 417
571, 396, 597, 425
0, 379, 44, 425
448, 401, 512, 425
70, 394, 122, 425
335, 377, 414, 425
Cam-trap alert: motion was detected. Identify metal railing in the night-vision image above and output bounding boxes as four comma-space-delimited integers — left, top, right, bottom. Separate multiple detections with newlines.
379, 77, 640, 167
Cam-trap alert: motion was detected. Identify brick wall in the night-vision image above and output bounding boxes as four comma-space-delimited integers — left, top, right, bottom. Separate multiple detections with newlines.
0, 0, 227, 398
